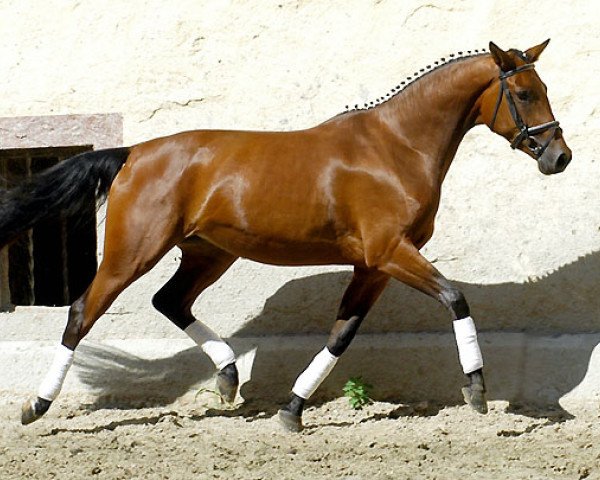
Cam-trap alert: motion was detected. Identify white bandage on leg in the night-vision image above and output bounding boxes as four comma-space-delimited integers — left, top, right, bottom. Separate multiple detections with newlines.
38, 344, 75, 401
453, 316, 484, 374
184, 321, 236, 370
292, 347, 339, 399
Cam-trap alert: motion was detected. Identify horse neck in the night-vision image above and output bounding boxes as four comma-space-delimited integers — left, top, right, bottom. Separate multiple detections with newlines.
369, 55, 497, 182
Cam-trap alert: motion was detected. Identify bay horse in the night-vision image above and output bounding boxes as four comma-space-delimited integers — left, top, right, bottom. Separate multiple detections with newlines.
1, 40, 571, 431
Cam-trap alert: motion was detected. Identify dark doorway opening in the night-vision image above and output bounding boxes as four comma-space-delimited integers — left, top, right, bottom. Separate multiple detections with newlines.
0, 146, 97, 306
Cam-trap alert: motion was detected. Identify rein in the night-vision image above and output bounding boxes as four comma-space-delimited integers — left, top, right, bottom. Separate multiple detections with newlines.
489, 63, 560, 158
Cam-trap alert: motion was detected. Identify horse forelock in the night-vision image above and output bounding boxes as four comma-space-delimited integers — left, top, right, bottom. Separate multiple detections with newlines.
508, 48, 529, 62
342, 48, 490, 114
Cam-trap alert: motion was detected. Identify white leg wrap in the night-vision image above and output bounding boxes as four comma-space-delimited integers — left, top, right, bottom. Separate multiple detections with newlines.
453, 316, 484, 374
292, 347, 339, 399
184, 321, 236, 370
38, 344, 74, 401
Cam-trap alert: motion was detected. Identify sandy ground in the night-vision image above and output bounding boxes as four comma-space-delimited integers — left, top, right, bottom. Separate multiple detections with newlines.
1, 394, 599, 480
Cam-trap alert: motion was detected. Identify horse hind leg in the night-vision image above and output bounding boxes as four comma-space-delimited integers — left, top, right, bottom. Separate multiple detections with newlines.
278, 267, 389, 432
151, 239, 239, 403
21, 207, 181, 425
21, 295, 90, 424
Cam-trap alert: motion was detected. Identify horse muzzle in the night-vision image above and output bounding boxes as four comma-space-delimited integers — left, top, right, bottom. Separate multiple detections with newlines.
537, 141, 572, 175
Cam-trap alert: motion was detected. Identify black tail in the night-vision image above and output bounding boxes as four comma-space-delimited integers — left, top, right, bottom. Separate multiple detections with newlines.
0, 147, 130, 248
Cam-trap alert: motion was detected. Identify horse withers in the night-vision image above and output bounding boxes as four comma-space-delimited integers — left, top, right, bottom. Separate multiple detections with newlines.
0, 40, 571, 431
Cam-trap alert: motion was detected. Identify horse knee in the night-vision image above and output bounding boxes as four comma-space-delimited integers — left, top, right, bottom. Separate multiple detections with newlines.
439, 286, 470, 320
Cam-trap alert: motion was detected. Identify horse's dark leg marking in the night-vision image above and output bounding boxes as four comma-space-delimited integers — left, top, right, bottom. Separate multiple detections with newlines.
438, 282, 471, 321
152, 239, 239, 402
378, 240, 487, 414
62, 297, 86, 349
279, 268, 389, 432
151, 241, 235, 328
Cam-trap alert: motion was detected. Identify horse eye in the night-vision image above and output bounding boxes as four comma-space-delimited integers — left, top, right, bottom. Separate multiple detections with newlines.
516, 90, 531, 102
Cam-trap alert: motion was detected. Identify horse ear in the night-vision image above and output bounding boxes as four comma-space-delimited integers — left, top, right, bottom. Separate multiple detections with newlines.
524, 38, 550, 62
489, 41, 516, 71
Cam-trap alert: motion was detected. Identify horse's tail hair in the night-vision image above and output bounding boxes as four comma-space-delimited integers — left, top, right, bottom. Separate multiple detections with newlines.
0, 147, 131, 248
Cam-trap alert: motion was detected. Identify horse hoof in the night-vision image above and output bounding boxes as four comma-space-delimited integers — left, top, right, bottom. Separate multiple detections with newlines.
21, 397, 52, 425
462, 386, 488, 414
278, 409, 303, 432
216, 363, 239, 403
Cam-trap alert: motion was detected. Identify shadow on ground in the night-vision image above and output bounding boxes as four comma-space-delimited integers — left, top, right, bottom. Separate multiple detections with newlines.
74, 251, 600, 420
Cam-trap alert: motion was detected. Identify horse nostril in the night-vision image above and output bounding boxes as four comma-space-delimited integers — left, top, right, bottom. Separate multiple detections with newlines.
556, 153, 571, 171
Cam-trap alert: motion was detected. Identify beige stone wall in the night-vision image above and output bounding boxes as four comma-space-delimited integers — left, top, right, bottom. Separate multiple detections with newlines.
1, 0, 599, 338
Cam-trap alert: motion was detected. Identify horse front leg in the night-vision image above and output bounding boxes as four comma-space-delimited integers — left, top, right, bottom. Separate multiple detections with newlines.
278, 267, 389, 432
376, 239, 487, 414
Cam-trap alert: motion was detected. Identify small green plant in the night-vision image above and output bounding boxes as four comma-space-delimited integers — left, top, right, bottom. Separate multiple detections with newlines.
343, 376, 373, 410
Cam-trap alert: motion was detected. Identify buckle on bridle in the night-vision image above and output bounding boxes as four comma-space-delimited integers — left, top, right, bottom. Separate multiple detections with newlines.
489, 63, 560, 159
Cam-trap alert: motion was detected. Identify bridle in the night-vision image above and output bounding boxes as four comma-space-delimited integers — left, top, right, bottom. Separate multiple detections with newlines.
489, 63, 560, 159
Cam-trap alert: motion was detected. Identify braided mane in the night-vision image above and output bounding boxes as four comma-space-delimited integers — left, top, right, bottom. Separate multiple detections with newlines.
343, 48, 489, 113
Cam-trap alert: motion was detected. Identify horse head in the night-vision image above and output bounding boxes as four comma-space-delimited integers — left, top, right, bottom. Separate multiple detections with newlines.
481, 39, 572, 175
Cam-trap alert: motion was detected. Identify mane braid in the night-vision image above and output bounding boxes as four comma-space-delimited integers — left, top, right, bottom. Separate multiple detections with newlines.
342, 48, 489, 114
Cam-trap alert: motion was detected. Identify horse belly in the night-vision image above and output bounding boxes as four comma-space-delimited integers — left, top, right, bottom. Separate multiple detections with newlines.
198, 225, 359, 266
